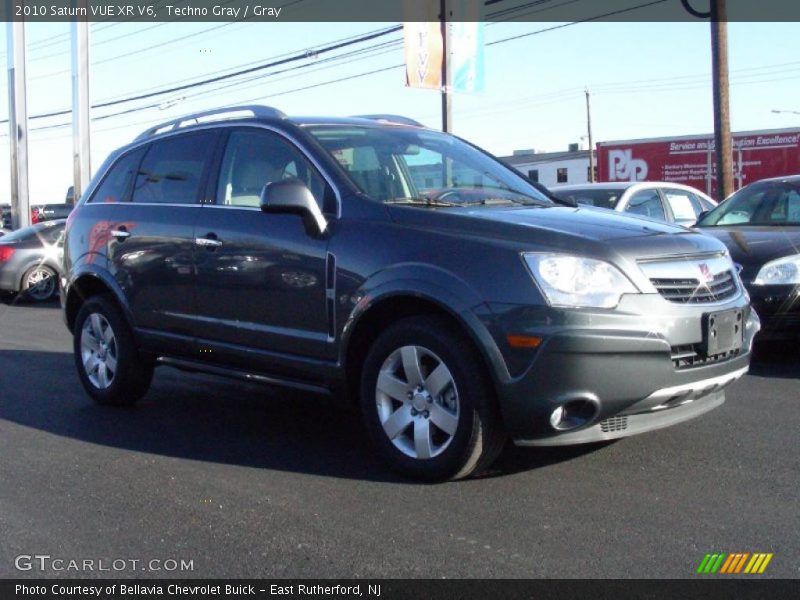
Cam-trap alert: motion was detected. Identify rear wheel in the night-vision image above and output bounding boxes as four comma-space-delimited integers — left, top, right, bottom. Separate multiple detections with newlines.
22, 265, 58, 302
359, 316, 506, 482
73, 295, 153, 406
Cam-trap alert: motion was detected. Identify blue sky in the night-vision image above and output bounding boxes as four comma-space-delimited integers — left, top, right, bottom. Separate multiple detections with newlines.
0, 20, 798, 203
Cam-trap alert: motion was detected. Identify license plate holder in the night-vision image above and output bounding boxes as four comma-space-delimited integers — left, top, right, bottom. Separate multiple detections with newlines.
702, 309, 744, 357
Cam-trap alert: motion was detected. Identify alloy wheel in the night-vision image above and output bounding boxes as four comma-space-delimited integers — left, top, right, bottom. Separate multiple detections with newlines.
375, 345, 460, 459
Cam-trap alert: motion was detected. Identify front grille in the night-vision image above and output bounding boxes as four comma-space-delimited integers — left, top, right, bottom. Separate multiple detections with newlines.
651, 270, 737, 304
670, 344, 741, 369
600, 416, 628, 433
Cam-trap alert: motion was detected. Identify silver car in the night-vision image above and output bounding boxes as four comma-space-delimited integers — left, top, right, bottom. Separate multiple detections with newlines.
551, 182, 717, 226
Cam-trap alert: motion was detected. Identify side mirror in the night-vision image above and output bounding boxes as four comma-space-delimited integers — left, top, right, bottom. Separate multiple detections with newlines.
260, 179, 328, 235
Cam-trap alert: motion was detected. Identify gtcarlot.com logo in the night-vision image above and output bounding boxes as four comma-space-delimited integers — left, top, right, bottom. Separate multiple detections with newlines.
14, 554, 194, 572
697, 552, 773, 575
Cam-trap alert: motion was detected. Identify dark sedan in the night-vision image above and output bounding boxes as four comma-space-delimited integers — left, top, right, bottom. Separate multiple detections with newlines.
697, 175, 800, 339
0, 220, 65, 302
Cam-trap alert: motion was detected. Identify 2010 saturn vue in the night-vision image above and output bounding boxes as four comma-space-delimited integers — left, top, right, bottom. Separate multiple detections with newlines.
61, 106, 758, 481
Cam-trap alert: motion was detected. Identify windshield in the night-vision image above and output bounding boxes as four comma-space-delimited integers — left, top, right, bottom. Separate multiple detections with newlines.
550, 188, 623, 210
700, 181, 800, 227
305, 125, 552, 207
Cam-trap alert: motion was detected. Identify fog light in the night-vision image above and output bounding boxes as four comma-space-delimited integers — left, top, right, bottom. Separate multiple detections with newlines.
550, 397, 600, 431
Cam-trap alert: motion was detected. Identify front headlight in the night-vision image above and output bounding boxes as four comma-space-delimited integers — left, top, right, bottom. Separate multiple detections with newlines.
522, 253, 639, 308
753, 255, 800, 285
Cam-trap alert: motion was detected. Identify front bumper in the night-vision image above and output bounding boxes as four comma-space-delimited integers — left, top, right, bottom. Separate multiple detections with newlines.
517, 366, 747, 446
485, 294, 759, 445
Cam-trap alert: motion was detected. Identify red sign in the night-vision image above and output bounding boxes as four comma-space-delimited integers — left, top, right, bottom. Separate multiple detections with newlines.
597, 128, 800, 200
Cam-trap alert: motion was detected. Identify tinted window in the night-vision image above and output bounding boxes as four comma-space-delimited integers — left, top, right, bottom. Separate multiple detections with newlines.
132, 132, 216, 204
89, 148, 144, 204
626, 189, 666, 221
700, 182, 800, 226
216, 130, 327, 209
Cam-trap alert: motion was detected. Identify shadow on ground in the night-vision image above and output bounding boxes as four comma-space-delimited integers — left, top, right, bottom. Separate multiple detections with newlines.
0, 348, 609, 483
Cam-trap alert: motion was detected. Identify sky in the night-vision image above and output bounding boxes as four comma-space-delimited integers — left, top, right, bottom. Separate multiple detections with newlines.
0, 18, 798, 203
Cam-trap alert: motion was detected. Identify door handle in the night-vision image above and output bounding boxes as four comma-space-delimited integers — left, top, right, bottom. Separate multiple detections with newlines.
111, 229, 130, 239
195, 236, 222, 248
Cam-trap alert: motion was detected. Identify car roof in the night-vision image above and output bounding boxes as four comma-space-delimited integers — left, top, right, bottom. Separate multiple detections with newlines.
747, 174, 800, 184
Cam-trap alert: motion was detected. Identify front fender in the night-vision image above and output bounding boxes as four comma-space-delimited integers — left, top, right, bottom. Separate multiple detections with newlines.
340, 263, 511, 386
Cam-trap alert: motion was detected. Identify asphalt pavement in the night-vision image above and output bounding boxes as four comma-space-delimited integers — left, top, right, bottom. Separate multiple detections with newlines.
0, 297, 798, 579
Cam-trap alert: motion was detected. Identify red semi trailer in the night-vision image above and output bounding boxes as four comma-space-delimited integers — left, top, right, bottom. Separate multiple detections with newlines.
597, 127, 800, 200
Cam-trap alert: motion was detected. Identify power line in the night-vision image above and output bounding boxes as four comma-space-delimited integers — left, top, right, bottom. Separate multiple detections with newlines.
0, 24, 402, 126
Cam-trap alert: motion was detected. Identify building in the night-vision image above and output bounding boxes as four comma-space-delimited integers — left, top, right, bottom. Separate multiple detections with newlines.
499, 146, 595, 187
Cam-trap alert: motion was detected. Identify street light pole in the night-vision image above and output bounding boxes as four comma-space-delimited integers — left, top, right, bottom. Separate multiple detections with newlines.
7, 20, 30, 230
711, 0, 734, 200
585, 88, 595, 183
71, 7, 91, 203
440, 0, 452, 134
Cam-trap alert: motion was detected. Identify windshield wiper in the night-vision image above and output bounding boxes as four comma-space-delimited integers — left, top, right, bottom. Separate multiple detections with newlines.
459, 197, 547, 207
384, 197, 461, 208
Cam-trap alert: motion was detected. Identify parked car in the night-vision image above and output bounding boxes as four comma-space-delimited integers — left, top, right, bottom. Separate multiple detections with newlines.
0, 219, 65, 302
550, 182, 716, 226
696, 175, 800, 340
0, 228, 10, 238
1, 199, 74, 228
62, 106, 757, 481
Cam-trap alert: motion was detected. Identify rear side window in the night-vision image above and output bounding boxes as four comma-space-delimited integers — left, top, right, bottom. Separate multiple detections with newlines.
132, 132, 216, 204
88, 148, 144, 204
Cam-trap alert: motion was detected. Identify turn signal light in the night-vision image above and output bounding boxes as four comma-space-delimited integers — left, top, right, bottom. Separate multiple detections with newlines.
506, 334, 542, 348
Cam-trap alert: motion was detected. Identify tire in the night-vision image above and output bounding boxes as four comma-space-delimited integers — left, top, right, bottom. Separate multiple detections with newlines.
359, 316, 506, 482
73, 294, 153, 406
21, 265, 58, 302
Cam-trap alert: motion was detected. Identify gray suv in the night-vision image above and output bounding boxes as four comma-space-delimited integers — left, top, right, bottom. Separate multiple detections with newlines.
62, 106, 758, 481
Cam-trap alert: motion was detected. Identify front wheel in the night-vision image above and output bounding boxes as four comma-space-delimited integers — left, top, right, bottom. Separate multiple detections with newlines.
73, 295, 153, 406
360, 316, 506, 482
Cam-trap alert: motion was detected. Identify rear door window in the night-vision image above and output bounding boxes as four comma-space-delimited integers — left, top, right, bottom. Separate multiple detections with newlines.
88, 148, 144, 204
663, 189, 700, 221
132, 132, 217, 205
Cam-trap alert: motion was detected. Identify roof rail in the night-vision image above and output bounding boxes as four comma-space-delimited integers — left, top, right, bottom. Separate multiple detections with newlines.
134, 105, 286, 141
355, 114, 424, 127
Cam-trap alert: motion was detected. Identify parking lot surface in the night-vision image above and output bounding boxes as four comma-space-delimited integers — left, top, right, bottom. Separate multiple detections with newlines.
0, 299, 797, 578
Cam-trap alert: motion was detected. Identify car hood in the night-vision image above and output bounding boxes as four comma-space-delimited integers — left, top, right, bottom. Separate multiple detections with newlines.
387, 204, 728, 260
698, 226, 800, 279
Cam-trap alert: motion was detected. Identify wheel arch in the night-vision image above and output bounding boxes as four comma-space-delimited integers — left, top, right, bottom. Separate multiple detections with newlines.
65, 269, 132, 333
340, 282, 509, 406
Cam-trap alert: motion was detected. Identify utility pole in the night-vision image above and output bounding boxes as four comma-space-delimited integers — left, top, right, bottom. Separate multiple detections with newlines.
440, 0, 452, 134
711, 0, 733, 200
7, 19, 30, 230
72, 6, 91, 202
585, 88, 595, 183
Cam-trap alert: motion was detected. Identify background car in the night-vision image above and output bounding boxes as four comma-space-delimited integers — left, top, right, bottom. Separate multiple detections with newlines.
550, 182, 716, 226
0, 228, 10, 238
0, 219, 65, 302
697, 175, 800, 340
